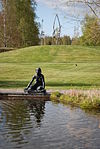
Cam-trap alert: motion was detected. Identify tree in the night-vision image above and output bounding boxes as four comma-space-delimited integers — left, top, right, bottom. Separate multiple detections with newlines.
6, 0, 20, 47
61, 36, 71, 45
0, 0, 8, 47
71, 37, 80, 45
0, 0, 19, 47
44, 36, 52, 45
0, 10, 4, 47
16, 0, 39, 47
0, 0, 39, 47
80, 15, 100, 46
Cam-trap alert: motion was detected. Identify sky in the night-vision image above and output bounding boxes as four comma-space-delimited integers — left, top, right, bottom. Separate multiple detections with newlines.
35, 0, 87, 38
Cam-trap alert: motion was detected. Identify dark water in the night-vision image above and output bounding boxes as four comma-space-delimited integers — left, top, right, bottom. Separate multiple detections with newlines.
0, 99, 100, 149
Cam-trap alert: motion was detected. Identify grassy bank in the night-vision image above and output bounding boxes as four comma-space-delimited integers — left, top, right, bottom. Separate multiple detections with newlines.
51, 90, 100, 111
0, 45, 100, 89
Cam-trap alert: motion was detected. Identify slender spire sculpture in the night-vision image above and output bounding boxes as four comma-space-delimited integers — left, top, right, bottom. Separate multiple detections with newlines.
52, 14, 61, 45
40, 19, 45, 45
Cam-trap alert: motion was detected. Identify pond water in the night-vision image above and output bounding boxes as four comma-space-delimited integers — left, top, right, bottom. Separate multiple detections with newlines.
0, 99, 100, 149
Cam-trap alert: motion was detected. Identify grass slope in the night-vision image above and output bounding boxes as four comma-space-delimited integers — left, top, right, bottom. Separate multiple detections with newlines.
0, 45, 100, 89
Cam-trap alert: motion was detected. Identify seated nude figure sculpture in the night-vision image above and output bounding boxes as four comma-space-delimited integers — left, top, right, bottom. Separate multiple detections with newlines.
24, 68, 45, 93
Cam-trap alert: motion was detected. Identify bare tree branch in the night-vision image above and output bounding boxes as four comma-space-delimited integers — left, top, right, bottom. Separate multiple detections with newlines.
65, 0, 100, 17
84, 0, 98, 17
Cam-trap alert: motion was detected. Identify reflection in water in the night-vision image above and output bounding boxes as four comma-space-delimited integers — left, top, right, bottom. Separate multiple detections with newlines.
1, 99, 45, 127
0, 105, 6, 129
0, 99, 45, 148
28, 100, 45, 125
0, 100, 100, 149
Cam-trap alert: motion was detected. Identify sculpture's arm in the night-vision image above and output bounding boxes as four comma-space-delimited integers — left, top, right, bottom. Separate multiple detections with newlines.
42, 75, 45, 89
27, 76, 35, 89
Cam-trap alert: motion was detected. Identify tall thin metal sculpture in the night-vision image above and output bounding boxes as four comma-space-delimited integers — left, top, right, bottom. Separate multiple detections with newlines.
52, 14, 61, 45
40, 19, 45, 45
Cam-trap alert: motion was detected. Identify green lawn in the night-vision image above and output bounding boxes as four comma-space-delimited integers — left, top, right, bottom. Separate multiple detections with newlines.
0, 45, 100, 89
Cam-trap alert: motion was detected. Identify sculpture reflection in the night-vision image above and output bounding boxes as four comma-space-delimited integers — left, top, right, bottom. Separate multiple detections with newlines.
28, 100, 45, 125
0, 99, 45, 144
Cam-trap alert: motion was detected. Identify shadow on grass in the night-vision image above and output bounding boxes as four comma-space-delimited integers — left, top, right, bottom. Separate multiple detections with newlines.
0, 81, 28, 88
0, 81, 99, 88
46, 82, 98, 87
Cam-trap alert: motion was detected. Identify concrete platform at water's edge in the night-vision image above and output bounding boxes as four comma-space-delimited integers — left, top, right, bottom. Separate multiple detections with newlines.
0, 90, 51, 100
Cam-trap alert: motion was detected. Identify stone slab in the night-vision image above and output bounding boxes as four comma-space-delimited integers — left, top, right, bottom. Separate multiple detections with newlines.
0, 91, 50, 100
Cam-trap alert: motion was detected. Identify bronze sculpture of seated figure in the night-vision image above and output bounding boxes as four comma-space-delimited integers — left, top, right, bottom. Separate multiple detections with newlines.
24, 68, 46, 93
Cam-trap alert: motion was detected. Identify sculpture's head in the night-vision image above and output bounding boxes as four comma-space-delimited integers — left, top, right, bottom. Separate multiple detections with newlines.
36, 67, 41, 75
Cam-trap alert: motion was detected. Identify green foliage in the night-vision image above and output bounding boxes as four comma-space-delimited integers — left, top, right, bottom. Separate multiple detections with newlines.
0, 0, 20, 47
43, 36, 52, 45
50, 91, 62, 101
72, 37, 80, 45
60, 93, 85, 106
51, 91, 100, 110
80, 15, 100, 46
0, 0, 39, 47
16, 0, 39, 47
41, 36, 71, 45
61, 36, 71, 45
80, 98, 100, 110
80, 99, 93, 109
60, 94, 73, 104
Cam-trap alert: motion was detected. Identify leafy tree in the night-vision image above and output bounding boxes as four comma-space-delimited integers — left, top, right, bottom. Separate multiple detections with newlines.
44, 36, 52, 45
0, 0, 20, 47
6, 0, 20, 47
41, 36, 71, 45
16, 0, 39, 47
71, 37, 80, 45
0, 10, 4, 47
80, 15, 100, 46
61, 36, 71, 45
0, 0, 39, 47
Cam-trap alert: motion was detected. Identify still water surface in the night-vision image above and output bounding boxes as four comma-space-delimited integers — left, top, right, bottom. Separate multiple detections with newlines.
0, 99, 100, 149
